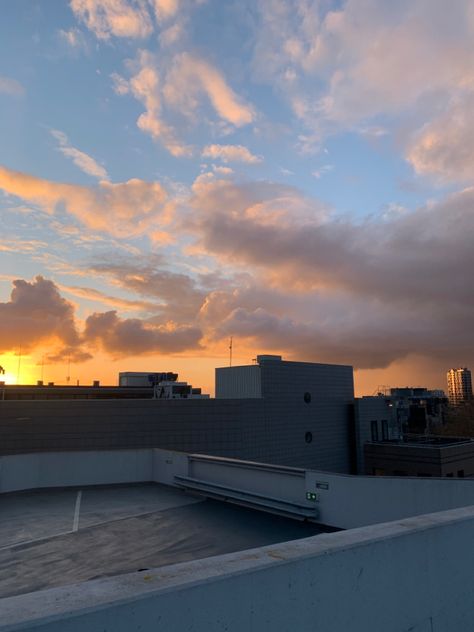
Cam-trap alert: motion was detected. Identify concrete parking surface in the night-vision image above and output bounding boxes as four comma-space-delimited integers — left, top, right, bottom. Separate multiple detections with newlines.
0, 483, 326, 598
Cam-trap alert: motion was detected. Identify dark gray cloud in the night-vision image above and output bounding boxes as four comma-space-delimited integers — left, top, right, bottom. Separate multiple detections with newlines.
84, 310, 202, 355
0, 275, 203, 360
45, 347, 93, 364
89, 257, 221, 322
192, 181, 474, 307
0, 276, 80, 352
187, 180, 474, 368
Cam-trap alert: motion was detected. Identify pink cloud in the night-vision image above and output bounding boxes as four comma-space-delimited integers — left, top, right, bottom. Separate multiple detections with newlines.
164, 52, 255, 127
202, 144, 262, 164
70, 0, 153, 39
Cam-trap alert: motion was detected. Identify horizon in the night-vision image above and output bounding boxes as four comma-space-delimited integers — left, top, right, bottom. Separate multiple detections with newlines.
1, 0, 473, 397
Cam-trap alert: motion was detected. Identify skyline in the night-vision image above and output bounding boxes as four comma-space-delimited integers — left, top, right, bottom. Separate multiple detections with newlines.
1, 0, 473, 395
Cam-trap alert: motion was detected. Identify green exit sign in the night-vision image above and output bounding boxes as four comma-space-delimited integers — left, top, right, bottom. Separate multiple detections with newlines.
306, 492, 319, 502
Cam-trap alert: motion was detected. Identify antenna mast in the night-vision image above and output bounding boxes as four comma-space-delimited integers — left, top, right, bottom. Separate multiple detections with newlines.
229, 337, 233, 367
16, 346, 22, 385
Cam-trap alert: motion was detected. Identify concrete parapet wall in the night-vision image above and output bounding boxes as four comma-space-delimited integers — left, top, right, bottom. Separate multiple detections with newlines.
1, 505, 474, 632
306, 469, 474, 529
2, 449, 474, 531
0, 449, 153, 493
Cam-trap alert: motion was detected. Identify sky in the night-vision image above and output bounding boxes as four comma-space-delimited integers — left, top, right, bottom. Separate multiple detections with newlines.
0, 0, 473, 395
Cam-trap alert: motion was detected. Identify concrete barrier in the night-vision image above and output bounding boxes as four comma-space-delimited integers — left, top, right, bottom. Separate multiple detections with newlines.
2, 450, 474, 531
0, 450, 153, 492
306, 469, 474, 528
1, 505, 474, 632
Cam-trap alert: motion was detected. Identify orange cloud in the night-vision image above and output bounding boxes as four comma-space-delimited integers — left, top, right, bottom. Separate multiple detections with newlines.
0, 276, 80, 353
112, 51, 192, 157
151, 0, 179, 21
0, 166, 168, 237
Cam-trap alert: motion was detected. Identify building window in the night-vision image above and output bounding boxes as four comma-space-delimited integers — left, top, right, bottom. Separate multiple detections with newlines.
370, 420, 378, 442
381, 420, 388, 441
457, 470, 465, 478
446, 473, 454, 477
393, 470, 407, 476
304, 392, 311, 403
305, 431, 313, 443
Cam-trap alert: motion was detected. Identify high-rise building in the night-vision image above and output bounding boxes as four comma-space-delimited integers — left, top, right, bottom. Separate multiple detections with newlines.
447, 367, 473, 405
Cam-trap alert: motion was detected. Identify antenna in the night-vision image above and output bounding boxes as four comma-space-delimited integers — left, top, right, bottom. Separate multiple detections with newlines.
16, 346, 22, 385
229, 336, 233, 367
66, 355, 71, 385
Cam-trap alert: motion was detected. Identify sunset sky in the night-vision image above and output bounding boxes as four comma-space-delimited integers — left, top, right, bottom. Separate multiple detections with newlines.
0, 0, 473, 394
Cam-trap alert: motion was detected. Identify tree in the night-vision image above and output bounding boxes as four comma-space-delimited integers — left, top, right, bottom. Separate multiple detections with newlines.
433, 401, 474, 438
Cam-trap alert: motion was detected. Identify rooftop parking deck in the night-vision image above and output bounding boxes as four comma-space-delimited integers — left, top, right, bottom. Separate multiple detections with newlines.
0, 482, 326, 599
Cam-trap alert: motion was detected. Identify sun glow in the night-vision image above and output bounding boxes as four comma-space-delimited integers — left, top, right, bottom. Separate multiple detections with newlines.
0, 352, 37, 385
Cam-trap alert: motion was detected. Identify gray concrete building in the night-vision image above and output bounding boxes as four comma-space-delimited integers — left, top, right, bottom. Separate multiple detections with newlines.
364, 436, 474, 477
0, 356, 355, 473
353, 396, 396, 474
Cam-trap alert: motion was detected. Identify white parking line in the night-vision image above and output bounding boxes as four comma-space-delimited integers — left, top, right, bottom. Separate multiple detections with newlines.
72, 490, 82, 532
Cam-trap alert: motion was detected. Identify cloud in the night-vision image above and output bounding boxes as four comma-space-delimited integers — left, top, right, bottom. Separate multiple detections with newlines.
164, 52, 255, 127
202, 144, 262, 164
253, 0, 474, 145
0, 165, 168, 237
51, 129, 109, 180
151, 0, 179, 22
113, 49, 254, 155
190, 178, 328, 227
0, 276, 80, 353
58, 27, 88, 51
88, 258, 208, 322
84, 310, 202, 355
185, 178, 474, 368
212, 165, 234, 176
0, 75, 24, 97
60, 284, 162, 312
0, 238, 48, 254
70, 0, 153, 40
312, 164, 334, 179
0, 276, 203, 360
407, 91, 474, 184
191, 179, 474, 306
111, 51, 192, 157
45, 347, 93, 363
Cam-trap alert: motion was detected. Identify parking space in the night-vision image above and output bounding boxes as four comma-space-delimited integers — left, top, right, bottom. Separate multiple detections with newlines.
0, 483, 325, 599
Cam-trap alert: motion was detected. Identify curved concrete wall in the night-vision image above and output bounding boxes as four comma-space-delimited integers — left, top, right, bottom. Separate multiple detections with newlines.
1, 505, 474, 632
2, 450, 474, 531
